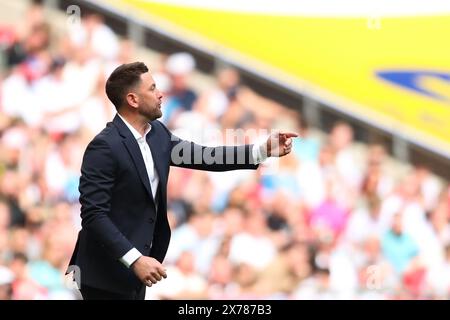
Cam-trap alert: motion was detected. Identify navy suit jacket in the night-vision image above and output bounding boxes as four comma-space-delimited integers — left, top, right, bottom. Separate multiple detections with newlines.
69, 115, 258, 294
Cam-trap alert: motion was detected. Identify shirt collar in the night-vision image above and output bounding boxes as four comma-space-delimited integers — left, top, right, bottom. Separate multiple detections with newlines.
117, 113, 151, 140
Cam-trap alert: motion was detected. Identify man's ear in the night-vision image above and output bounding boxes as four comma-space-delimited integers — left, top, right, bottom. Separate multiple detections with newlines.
126, 92, 139, 109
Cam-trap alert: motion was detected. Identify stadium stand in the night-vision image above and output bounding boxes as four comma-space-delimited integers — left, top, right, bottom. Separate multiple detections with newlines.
0, 0, 449, 300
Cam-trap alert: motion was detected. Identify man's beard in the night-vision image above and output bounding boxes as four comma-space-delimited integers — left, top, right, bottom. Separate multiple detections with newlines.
141, 106, 162, 121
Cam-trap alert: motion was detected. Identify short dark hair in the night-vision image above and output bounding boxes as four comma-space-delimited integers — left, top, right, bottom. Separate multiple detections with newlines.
105, 62, 149, 110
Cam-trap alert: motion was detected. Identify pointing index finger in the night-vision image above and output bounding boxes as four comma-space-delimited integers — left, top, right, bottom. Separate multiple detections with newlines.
280, 132, 299, 138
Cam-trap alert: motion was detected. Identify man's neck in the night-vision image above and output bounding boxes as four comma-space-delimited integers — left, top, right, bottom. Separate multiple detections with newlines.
118, 112, 149, 137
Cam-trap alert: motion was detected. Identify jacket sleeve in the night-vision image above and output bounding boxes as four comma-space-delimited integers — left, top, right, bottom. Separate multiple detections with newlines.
78, 137, 134, 260
157, 121, 259, 171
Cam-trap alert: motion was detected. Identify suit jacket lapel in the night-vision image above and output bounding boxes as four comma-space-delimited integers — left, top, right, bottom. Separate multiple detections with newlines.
113, 115, 154, 200
123, 138, 154, 199
146, 124, 166, 192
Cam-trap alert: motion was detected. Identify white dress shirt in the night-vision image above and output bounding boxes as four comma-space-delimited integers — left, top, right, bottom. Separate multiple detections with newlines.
118, 114, 268, 268
118, 114, 159, 268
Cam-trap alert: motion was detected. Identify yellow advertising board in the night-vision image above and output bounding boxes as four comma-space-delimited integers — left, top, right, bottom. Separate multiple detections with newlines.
103, 0, 450, 157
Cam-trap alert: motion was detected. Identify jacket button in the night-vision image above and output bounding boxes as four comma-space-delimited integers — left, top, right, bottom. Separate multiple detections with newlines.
148, 218, 154, 223
144, 244, 150, 250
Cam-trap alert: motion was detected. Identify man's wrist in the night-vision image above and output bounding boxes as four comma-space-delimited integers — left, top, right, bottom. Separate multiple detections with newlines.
120, 248, 143, 268
252, 140, 269, 164
260, 140, 269, 158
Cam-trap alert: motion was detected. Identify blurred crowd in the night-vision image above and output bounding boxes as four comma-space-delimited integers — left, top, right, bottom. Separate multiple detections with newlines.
0, 1, 449, 300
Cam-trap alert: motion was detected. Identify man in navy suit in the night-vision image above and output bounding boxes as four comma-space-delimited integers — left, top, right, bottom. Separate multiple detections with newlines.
68, 62, 297, 300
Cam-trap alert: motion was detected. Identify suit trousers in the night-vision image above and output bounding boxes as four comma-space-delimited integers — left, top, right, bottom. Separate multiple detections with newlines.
80, 284, 146, 300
